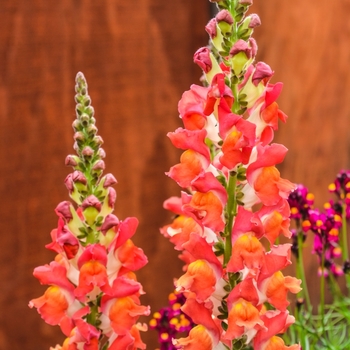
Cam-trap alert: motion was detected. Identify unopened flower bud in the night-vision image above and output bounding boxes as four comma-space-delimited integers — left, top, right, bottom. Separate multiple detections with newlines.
93, 135, 104, 147
247, 14, 261, 28
64, 171, 87, 203
252, 61, 273, 86
230, 39, 253, 75
100, 187, 117, 217
85, 106, 94, 117
75, 103, 84, 116
107, 187, 117, 208
98, 148, 106, 159
238, 14, 261, 40
72, 119, 82, 132
100, 214, 120, 235
194, 47, 223, 84
92, 160, 105, 171
82, 195, 101, 226
65, 155, 79, 167
72, 170, 87, 186
194, 47, 212, 73
55, 201, 74, 222
215, 10, 234, 37
205, 18, 217, 39
73, 131, 85, 142
103, 174, 118, 188
86, 124, 98, 135
82, 146, 94, 157
79, 113, 90, 125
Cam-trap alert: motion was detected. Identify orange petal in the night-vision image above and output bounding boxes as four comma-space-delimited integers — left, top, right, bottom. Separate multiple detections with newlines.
228, 234, 265, 272
176, 259, 216, 302
29, 286, 69, 325
263, 336, 300, 350
174, 325, 213, 350
109, 296, 150, 335
185, 191, 224, 232
225, 298, 264, 340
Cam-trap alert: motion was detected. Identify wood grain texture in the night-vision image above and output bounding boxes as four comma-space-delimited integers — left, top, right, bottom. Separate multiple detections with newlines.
251, 0, 350, 307
0, 0, 208, 348
0, 0, 349, 349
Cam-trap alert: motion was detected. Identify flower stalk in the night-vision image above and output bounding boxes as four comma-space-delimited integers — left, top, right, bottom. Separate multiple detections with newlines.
30, 73, 149, 350
161, 0, 300, 348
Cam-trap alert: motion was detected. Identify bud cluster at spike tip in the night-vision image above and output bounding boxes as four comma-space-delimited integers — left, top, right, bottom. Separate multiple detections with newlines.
30, 73, 149, 350
160, 1, 301, 349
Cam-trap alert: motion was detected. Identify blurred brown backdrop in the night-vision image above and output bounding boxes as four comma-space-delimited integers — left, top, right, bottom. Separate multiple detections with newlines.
0, 0, 349, 349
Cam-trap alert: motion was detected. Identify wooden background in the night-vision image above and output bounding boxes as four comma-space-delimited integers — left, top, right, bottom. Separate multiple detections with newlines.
0, 0, 349, 349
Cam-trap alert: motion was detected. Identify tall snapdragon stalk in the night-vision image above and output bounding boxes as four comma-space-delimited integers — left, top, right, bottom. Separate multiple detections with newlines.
161, 0, 301, 349
30, 73, 150, 350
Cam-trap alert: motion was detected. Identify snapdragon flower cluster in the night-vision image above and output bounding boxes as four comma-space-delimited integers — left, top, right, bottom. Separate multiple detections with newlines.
30, 73, 149, 350
149, 291, 195, 350
286, 171, 350, 349
288, 170, 350, 280
161, 0, 300, 349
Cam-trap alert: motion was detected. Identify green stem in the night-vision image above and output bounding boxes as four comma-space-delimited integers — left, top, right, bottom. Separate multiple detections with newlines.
224, 172, 238, 266
340, 203, 350, 291
319, 240, 326, 332
296, 230, 312, 311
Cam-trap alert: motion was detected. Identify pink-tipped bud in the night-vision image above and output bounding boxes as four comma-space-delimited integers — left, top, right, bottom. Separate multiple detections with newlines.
86, 124, 98, 135
216, 10, 234, 25
93, 135, 104, 146
248, 14, 261, 28
216, 10, 234, 37
249, 38, 258, 58
230, 39, 251, 58
100, 214, 120, 235
194, 47, 212, 73
98, 148, 106, 159
65, 174, 74, 193
82, 195, 101, 212
92, 160, 105, 171
73, 131, 85, 142
252, 62, 273, 86
55, 201, 73, 222
82, 146, 94, 157
230, 39, 257, 75
205, 18, 217, 39
64, 171, 87, 193
72, 119, 81, 131
65, 155, 79, 167
72, 170, 87, 185
107, 187, 117, 208
103, 174, 118, 188
82, 195, 101, 226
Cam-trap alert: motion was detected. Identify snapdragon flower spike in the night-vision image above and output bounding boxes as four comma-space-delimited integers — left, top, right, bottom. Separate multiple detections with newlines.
30, 72, 149, 349
308, 209, 343, 277
162, 1, 299, 349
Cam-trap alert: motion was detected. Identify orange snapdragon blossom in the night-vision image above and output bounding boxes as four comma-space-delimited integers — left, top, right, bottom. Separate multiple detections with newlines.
161, 0, 301, 349
29, 73, 150, 350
